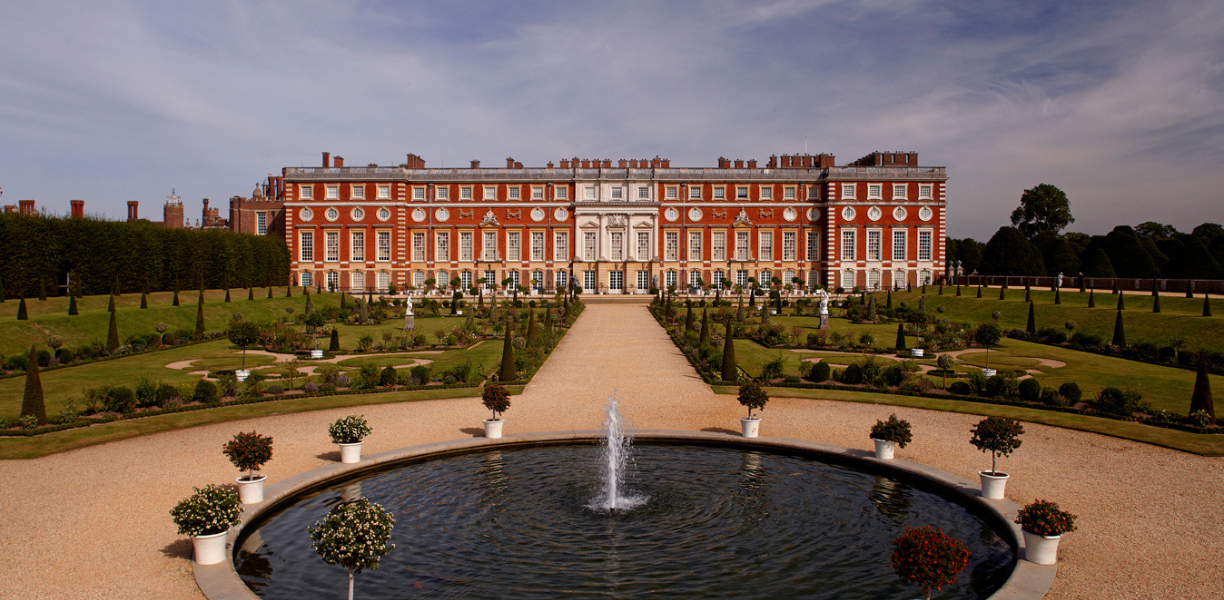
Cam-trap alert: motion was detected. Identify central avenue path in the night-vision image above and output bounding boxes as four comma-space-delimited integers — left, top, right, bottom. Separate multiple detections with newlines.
0, 303, 1220, 599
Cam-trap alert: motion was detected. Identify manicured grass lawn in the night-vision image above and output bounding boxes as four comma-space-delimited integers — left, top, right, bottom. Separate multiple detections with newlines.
711, 384, 1224, 456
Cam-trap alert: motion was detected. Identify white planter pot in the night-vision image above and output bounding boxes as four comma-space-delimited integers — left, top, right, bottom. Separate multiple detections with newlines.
981, 367, 997, 377
910, 348, 924, 358
192, 530, 230, 566
872, 438, 896, 459
484, 419, 504, 439
235, 369, 250, 382
1023, 531, 1062, 565
979, 471, 1010, 499
338, 442, 363, 464
236, 474, 266, 504
740, 417, 761, 438
310, 349, 324, 359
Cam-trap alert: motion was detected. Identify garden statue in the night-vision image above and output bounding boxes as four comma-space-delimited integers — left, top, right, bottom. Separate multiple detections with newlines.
1057, 272, 1064, 288
403, 292, 415, 331
817, 288, 831, 330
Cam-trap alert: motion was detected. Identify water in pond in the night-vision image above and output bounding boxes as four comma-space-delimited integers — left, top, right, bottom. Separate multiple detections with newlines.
236, 444, 1014, 599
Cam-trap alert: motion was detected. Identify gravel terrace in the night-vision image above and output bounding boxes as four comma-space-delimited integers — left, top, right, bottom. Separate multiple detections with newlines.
0, 303, 1220, 599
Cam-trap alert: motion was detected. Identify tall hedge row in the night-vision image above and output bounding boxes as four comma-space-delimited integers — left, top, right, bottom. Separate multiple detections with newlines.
0, 213, 289, 298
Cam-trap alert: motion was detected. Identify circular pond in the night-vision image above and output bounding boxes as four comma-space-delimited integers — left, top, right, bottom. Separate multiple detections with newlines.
236, 443, 1014, 599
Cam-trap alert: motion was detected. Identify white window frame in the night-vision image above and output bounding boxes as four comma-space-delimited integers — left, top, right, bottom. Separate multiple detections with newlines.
352, 185, 364, 200
638, 186, 650, 200
867, 229, 882, 262
412, 232, 425, 262
459, 231, 473, 262
919, 184, 932, 199
689, 270, 701, 288
664, 271, 677, 289
532, 186, 544, 200
610, 187, 623, 200
735, 270, 748, 286
483, 231, 498, 261
688, 231, 702, 261
326, 271, 338, 290
301, 271, 312, 287
377, 185, 389, 200
760, 186, 772, 200
584, 270, 598, 291
637, 270, 650, 290
351, 231, 365, 262
759, 231, 773, 261
436, 231, 450, 262
783, 231, 796, 261
637, 231, 651, 260
893, 184, 907, 199
666, 186, 678, 200
735, 231, 750, 261
300, 185, 313, 199
351, 270, 364, 291
584, 186, 596, 200
736, 186, 749, 200
712, 270, 724, 288
299, 231, 313, 262
461, 186, 473, 200
868, 270, 881, 290
414, 271, 426, 288
712, 231, 726, 261
326, 231, 339, 262
554, 231, 568, 261
507, 231, 521, 262
256, 212, 267, 235
437, 186, 449, 201
610, 232, 623, 261
806, 231, 819, 261
609, 270, 624, 291
508, 186, 520, 200
689, 186, 701, 200
842, 183, 856, 199
531, 231, 545, 261
556, 270, 568, 291
784, 186, 796, 200
413, 187, 425, 201
713, 186, 726, 200
556, 187, 568, 200
484, 270, 496, 288
918, 229, 933, 262
377, 231, 392, 262
378, 271, 390, 292
326, 185, 338, 200
484, 186, 497, 201
867, 184, 882, 200
841, 229, 856, 261
460, 270, 472, 290
584, 231, 597, 261
841, 270, 855, 289
664, 231, 679, 261
892, 230, 907, 262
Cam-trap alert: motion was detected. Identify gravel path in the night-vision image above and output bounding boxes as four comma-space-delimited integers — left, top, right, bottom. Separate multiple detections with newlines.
0, 304, 1221, 599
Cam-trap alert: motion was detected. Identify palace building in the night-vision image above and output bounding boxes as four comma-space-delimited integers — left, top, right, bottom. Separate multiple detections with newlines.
278, 151, 947, 294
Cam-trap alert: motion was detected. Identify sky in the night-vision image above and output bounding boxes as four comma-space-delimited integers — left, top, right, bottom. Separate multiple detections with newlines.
1, 0, 1222, 241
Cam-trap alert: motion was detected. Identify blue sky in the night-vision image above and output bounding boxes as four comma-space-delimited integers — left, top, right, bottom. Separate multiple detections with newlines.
2, 0, 1222, 240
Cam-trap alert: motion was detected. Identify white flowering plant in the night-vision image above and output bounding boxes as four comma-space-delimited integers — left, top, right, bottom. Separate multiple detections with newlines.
328, 415, 372, 444
310, 499, 395, 600
170, 484, 242, 537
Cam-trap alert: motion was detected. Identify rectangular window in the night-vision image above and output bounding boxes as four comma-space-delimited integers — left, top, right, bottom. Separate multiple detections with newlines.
531, 231, 545, 261
459, 231, 473, 261
689, 270, 701, 288
352, 185, 364, 199
665, 232, 679, 261
351, 270, 364, 291
893, 184, 907, 199
507, 231, 521, 261
638, 186, 650, 200
666, 186, 678, 200
554, 231, 568, 261
637, 231, 650, 260
532, 270, 544, 291
784, 187, 796, 200
301, 271, 312, 287
610, 187, 623, 200
461, 186, 473, 200
585, 186, 596, 200
436, 231, 450, 262
532, 186, 544, 200
484, 186, 497, 201
608, 270, 623, 291
378, 231, 391, 262
867, 230, 881, 261
300, 231, 313, 262
377, 271, 390, 291
783, 231, 796, 261
326, 185, 338, 199
808, 185, 820, 200
892, 230, 907, 261
688, 231, 702, 261
460, 271, 472, 290
869, 270, 880, 289
256, 212, 267, 235
351, 231, 364, 261
413, 271, 425, 288
637, 270, 650, 290
760, 186, 772, 200
584, 232, 597, 261
326, 271, 338, 291
412, 232, 425, 262
841, 230, 856, 261
611, 232, 623, 261
842, 184, 856, 199
918, 230, 933, 261
485, 270, 496, 289
437, 187, 449, 200
300, 185, 313, 200
713, 187, 726, 200
919, 185, 932, 199
806, 231, 819, 261
665, 271, 677, 289
584, 270, 597, 291
556, 270, 567, 291
413, 187, 425, 201
759, 231, 773, 261
689, 186, 701, 200
868, 184, 882, 199
712, 270, 724, 288
556, 187, 568, 200
737, 186, 749, 199
736, 270, 748, 286
735, 231, 750, 260
508, 187, 520, 200
326, 231, 339, 262
377, 185, 389, 199
483, 231, 497, 261
508, 270, 519, 289
712, 231, 726, 261
841, 270, 855, 289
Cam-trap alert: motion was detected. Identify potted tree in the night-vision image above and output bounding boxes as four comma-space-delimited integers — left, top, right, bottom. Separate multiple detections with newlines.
869, 414, 913, 459
169, 484, 242, 565
889, 525, 970, 600
309, 498, 395, 600
329, 415, 373, 464
482, 383, 510, 438
222, 431, 274, 504
1015, 499, 1077, 565
226, 320, 262, 382
975, 322, 1002, 377
969, 416, 1024, 499
737, 380, 769, 438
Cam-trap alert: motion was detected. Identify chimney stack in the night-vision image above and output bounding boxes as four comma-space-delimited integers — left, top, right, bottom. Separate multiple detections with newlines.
18, 200, 35, 215
71, 200, 85, 219
334, 155, 344, 168
471, 159, 481, 169
507, 157, 516, 168
322, 152, 331, 168
127, 201, 139, 221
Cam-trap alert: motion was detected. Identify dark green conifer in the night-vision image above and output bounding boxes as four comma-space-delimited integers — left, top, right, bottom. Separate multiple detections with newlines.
329, 328, 340, 352
1190, 352, 1215, 424
1153, 292, 1161, 313
1024, 283, 1031, 303
107, 293, 115, 313
267, 286, 273, 299
685, 302, 695, 331
1026, 301, 1036, 335
68, 294, 78, 316
721, 314, 737, 382
0, 276, 5, 302
998, 286, 1005, 300
173, 279, 180, 306
106, 306, 119, 352
976, 285, 982, 298
17, 297, 28, 320
937, 284, 943, 296
38, 278, 47, 301
1112, 309, 1126, 347
1088, 289, 1096, 308
499, 316, 516, 382
248, 288, 254, 301
1111, 279, 1119, 294
956, 284, 961, 297
699, 309, 710, 344
113, 275, 121, 296
1186, 280, 1194, 299
340, 292, 348, 309
1116, 292, 1125, 310
886, 290, 893, 309
1204, 294, 1212, 317
895, 321, 907, 351
140, 292, 148, 309
20, 345, 46, 425
1054, 288, 1061, 305
194, 288, 206, 337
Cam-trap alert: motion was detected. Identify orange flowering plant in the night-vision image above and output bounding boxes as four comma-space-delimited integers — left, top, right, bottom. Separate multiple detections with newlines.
1016, 499, 1077, 537
889, 525, 970, 600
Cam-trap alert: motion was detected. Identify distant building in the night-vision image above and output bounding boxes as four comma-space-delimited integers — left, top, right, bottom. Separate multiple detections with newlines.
275, 150, 948, 293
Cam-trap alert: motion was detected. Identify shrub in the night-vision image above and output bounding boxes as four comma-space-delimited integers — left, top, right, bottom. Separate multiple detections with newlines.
842, 363, 864, 385
410, 364, 432, 385
222, 431, 274, 480
105, 386, 137, 414
882, 365, 904, 387
889, 526, 970, 599
35, 350, 51, 367
1015, 500, 1077, 537
135, 377, 159, 408
302, 382, 319, 394
737, 380, 769, 418
1098, 387, 1145, 417
193, 380, 219, 405
760, 357, 784, 382
266, 384, 284, 396
55, 347, 75, 364
809, 361, 831, 383
170, 484, 242, 537
1018, 378, 1041, 401
308, 498, 395, 577
379, 366, 397, 387
1058, 382, 1082, 403
482, 383, 511, 419
948, 381, 972, 395
870, 414, 913, 447
969, 417, 1024, 475
329, 415, 372, 444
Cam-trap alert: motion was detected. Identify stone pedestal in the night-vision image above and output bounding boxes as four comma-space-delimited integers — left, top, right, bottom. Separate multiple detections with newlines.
404, 314, 415, 330
819, 314, 829, 330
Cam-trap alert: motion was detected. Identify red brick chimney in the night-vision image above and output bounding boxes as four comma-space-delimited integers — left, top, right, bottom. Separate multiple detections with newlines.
560, 159, 570, 168
471, 159, 481, 169
19, 200, 35, 215
718, 157, 731, 169
507, 157, 516, 168
127, 201, 139, 221
747, 159, 757, 169
334, 155, 344, 168
733, 159, 744, 169
322, 152, 331, 168
71, 200, 85, 218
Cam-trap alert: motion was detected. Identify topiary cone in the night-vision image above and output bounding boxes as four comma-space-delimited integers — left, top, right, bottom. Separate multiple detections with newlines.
21, 345, 46, 425
1026, 301, 1036, 335
1116, 292, 1125, 310
267, 286, 273, 299
107, 293, 115, 313
140, 292, 148, 309
106, 306, 120, 352
721, 314, 737, 382
17, 296, 28, 320
1153, 292, 1161, 313
248, 288, 254, 301
1088, 289, 1095, 308
998, 286, 1005, 300
1054, 288, 1060, 305
1204, 294, 1212, 317
895, 321, 907, 351
1112, 309, 1126, 347
1189, 352, 1215, 424
68, 294, 78, 316
499, 317, 516, 383
699, 309, 709, 345
195, 288, 206, 337
976, 285, 982, 298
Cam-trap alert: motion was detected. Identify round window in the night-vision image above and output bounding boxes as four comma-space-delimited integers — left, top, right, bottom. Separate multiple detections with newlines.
783, 208, 798, 222
351, 207, 365, 221
411, 208, 426, 223
378, 207, 392, 222
665, 208, 680, 222
531, 208, 546, 222
554, 208, 569, 221
841, 207, 856, 221
892, 207, 907, 221
298, 208, 313, 222
919, 207, 933, 222
434, 208, 450, 222
325, 208, 339, 221
687, 207, 702, 221
867, 206, 882, 222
